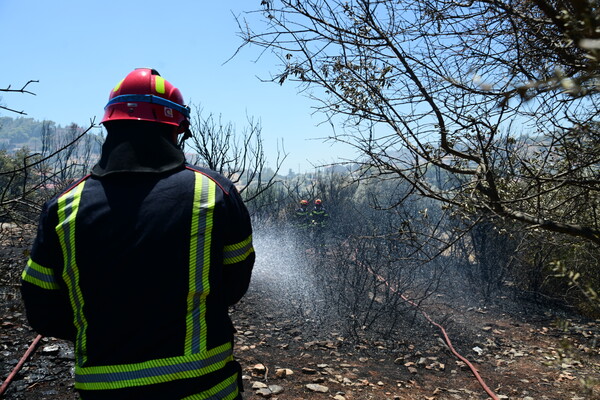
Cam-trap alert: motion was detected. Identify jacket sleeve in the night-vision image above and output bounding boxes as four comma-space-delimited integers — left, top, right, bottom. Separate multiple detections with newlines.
222, 186, 255, 306
21, 202, 75, 341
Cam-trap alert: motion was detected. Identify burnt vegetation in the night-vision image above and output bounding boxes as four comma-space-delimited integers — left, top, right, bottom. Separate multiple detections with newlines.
2, 0, 600, 396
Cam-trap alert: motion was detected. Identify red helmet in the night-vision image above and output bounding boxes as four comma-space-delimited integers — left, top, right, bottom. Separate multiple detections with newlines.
315, 199, 322, 205
101, 68, 190, 131
300, 199, 308, 206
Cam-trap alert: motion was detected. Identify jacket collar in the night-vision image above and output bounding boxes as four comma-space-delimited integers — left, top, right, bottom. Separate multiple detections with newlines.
92, 123, 185, 177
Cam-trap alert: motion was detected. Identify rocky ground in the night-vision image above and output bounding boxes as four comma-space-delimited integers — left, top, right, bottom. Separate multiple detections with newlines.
1, 225, 600, 399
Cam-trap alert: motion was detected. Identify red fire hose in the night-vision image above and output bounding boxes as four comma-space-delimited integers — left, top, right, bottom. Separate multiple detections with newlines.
369, 268, 501, 400
0, 334, 43, 398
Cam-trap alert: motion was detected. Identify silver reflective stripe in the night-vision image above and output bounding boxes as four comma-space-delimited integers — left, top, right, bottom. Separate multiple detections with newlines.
186, 172, 216, 355
57, 182, 88, 366
74, 343, 233, 390
22, 259, 60, 289
223, 235, 254, 265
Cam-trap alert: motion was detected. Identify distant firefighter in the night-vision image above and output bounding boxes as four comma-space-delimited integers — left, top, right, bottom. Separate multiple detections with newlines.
295, 199, 311, 230
311, 198, 329, 229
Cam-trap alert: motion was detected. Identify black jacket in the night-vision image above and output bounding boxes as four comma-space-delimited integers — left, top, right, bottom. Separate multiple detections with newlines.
21, 127, 254, 399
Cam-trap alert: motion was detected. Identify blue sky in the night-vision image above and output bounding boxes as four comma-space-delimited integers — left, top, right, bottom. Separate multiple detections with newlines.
0, 0, 356, 173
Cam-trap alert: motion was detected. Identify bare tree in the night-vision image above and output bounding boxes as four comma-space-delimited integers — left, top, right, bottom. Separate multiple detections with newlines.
0, 80, 38, 115
185, 105, 287, 203
239, 0, 600, 245
0, 122, 98, 224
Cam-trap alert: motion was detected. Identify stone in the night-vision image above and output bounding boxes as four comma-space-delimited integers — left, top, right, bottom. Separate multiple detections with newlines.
255, 388, 272, 398
253, 364, 267, 374
42, 345, 59, 354
268, 385, 284, 395
275, 368, 293, 379
306, 383, 329, 393
58, 346, 75, 360
252, 381, 268, 389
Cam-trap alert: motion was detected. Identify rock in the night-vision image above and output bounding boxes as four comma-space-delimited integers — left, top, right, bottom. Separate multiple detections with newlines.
306, 383, 329, 393
333, 395, 346, 400
255, 388, 272, 398
252, 381, 268, 389
275, 368, 293, 379
253, 364, 267, 375
58, 345, 75, 360
268, 384, 284, 394
302, 367, 318, 374
42, 344, 59, 354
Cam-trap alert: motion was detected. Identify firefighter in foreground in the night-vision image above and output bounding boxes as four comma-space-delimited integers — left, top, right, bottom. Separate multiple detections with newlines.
21, 68, 255, 400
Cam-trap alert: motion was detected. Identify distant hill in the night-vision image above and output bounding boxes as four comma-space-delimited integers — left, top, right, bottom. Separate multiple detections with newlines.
0, 117, 46, 151
0, 117, 102, 154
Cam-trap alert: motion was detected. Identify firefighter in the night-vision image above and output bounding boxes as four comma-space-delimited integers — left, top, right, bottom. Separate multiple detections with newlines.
295, 199, 311, 230
311, 199, 330, 244
20, 68, 254, 400
311, 198, 329, 228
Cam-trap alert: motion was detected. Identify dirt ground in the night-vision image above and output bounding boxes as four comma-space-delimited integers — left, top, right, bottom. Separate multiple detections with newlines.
1, 225, 599, 400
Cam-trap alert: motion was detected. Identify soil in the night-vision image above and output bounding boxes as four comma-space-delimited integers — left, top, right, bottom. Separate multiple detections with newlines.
1, 225, 599, 400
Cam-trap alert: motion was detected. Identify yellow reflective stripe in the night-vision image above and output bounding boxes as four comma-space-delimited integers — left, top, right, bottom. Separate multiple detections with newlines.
56, 182, 88, 366
22, 258, 60, 290
223, 235, 254, 265
186, 172, 216, 355
182, 371, 239, 400
154, 76, 165, 94
75, 342, 233, 391
113, 78, 124, 92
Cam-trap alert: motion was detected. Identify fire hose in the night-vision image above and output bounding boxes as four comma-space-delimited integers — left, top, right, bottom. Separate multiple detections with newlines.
0, 334, 43, 398
369, 268, 501, 400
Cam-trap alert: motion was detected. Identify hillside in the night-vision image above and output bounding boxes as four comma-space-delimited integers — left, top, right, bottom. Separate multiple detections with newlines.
0, 117, 101, 154
0, 117, 46, 150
